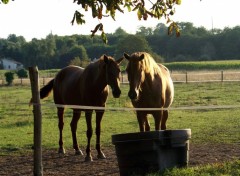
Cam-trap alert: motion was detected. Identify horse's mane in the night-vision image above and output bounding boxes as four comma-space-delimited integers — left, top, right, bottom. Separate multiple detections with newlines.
132, 52, 160, 81
84, 55, 115, 82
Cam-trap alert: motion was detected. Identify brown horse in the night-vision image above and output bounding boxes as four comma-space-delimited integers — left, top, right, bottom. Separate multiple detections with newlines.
124, 52, 174, 132
39, 55, 123, 161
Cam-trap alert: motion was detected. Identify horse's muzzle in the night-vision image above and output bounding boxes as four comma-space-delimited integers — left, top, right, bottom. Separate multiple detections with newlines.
128, 90, 137, 100
112, 89, 121, 98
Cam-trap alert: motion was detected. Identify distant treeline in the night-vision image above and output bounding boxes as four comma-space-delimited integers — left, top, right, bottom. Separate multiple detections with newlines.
1, 22, 240, 69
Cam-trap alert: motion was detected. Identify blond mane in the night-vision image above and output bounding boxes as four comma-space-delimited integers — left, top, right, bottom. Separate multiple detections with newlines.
132, 52, 160, 81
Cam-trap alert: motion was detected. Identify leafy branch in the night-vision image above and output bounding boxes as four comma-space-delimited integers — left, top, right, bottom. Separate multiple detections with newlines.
72, 0, 182, 43
1, 0, 183, 43
1, 0, 10, 4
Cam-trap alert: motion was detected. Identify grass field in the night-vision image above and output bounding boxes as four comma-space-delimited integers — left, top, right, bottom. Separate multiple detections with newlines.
165, 60, 240, 71
0, 82, 239, 175
150, 160, 240, 176
0, 82, 239, 150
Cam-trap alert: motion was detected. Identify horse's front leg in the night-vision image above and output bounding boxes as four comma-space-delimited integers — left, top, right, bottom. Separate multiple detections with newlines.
144, 118, 150, 131
70, 109, 83, 155
96, 110, 106, 159
153, 110, 162, 131
85, 110, 93, 162
57, 107, 65, 154
137, 111, 148, 132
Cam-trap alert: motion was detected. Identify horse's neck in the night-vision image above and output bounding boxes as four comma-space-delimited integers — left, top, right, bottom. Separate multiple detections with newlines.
96, 75, 107, 89
92, 67, 108, 91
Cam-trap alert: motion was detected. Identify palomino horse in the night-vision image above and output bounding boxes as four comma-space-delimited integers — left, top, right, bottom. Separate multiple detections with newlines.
124, 52, 174, 132
39, 55, 123, 161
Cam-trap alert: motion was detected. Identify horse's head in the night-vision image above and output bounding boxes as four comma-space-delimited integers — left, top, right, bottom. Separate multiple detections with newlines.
124, 52, 145, 100
103, 55, 124, 98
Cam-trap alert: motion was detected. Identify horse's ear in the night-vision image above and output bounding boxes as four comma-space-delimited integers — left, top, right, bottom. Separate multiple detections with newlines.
123, 53, 130, 60
116, 57, 124, 65
103, 55, 109, 64
139, 54, 145, 61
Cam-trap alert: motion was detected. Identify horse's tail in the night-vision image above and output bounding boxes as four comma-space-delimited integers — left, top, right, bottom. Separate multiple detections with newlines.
29, 79, 54, 106
40, 79, 54, 99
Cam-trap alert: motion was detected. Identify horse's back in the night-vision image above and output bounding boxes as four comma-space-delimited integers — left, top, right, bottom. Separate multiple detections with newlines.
157, 64, 174, 107
53, 65, 84, 105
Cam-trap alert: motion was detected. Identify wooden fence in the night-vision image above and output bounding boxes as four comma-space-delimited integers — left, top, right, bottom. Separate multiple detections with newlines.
121, 70, 240, 83
1, 71, 240, 86
170, 71, 240, 83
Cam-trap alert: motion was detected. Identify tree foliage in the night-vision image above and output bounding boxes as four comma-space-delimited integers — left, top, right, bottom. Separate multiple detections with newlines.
115, 34, 152, 59
4, 71, 14, 85
1, 0, 10, 4
1, 23, 240, 70
2, 0, 183, 43
71, 0, 182, 43
16, 68, 28, 78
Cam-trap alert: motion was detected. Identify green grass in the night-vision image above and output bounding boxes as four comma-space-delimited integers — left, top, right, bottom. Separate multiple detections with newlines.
0, 83, 239, 150
0, 83, 239, 174
165, 60, 240, 71
148, 160, 240, 176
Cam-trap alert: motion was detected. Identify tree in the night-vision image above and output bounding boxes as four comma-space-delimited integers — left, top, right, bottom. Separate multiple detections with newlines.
57, 45, 89, 68
136, 26, 153, 36
4, 71, 14, 85
71, 0, 182, 43
68, 45, 89, 61
0, 61, 3, 69
69, 57, 81, 66
153, 23, 168, 36
69, 56, 90, 68
3, 0, 182, 43
114, 27, 128, 36
115, 34, 153, 66
16, 68, 28, 78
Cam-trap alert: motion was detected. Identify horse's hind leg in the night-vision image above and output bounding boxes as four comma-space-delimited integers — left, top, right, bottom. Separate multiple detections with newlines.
57, 107, 65, 154
96, 110, 106, 159
85, 110, 93, 162
161, 110, 168, 130
70, 109, 83, 155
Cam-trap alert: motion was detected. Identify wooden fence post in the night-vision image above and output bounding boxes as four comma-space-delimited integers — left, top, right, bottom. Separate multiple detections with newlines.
221, 71, 224, 82
185, 71, 188, 83
29, 66, 43, 176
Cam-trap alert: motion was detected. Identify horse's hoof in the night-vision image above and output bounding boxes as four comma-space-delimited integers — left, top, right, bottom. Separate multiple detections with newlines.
58, 148, 66, 154
84, 156, 93, 162
75, 149, 84, 156
97, 152, 106, 159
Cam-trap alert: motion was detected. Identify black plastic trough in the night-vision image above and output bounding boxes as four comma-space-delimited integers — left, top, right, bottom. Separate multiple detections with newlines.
112, 129, 191, 176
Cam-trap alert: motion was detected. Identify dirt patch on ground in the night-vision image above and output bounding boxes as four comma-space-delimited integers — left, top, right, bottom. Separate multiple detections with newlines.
0, 144, 239, 176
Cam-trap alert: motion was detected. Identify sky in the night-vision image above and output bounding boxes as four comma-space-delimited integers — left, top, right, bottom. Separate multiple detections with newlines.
0, 0, 240, 41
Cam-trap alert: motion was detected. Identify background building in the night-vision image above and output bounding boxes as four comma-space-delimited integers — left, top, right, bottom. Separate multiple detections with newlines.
0, 58, 24, 70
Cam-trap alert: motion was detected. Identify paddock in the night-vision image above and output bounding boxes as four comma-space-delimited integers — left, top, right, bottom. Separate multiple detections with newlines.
0, 79, 239, 175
